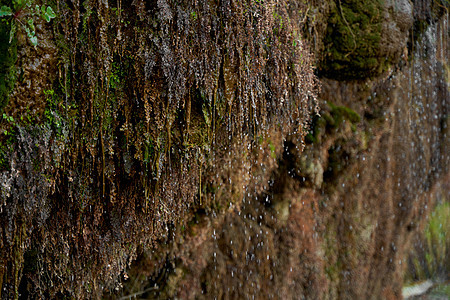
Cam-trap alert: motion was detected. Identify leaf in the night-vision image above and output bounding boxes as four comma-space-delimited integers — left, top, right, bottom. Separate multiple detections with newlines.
45, 6, 56, 20
24, 22, 37, 47
24, 25, 30, 36
0, 5, 13, 17
27, 18, 35, 35
12, 0, 25, 10
29, 35, 37, 47
9, 22, 16, 43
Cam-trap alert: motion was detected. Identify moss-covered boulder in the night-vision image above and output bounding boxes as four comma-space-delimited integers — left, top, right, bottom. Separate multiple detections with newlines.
319, 0, 413, 80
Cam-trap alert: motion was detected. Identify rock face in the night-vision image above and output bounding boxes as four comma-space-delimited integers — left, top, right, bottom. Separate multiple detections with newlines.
0, 0, 448, 299
140, 16, 448, 300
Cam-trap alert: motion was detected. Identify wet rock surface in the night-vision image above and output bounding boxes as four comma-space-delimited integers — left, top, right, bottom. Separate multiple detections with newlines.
0, 0, 448, 299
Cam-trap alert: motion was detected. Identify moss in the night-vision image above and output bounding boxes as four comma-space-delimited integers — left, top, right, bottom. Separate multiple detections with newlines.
0, 113, 17, 170
329, 103, 361, 126
305, 115, 325, 144
0, 11, 17, 113
306, 103, 360, 144
318, 0, 388, 80
430, 283, 450, 298
406, 201, 450, 282
268, 140, 276, 159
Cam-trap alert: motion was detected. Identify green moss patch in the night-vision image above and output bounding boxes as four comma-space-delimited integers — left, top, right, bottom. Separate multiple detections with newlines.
306, 103, 360, 144
319, 0, 389, 80
0, 13, 17, 113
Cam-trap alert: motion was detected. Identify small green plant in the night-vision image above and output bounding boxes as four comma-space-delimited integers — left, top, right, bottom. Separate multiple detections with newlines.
43, 89, 61, 129
2, 112, 17, 136
2, 112, 14, 123
0, 112, 17, 169
405, 200, 449, 283
0, 0, 56, 47
190, 11, 197, 21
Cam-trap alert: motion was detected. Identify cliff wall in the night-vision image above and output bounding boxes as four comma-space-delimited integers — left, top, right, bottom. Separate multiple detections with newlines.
0, 0, 448, 299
